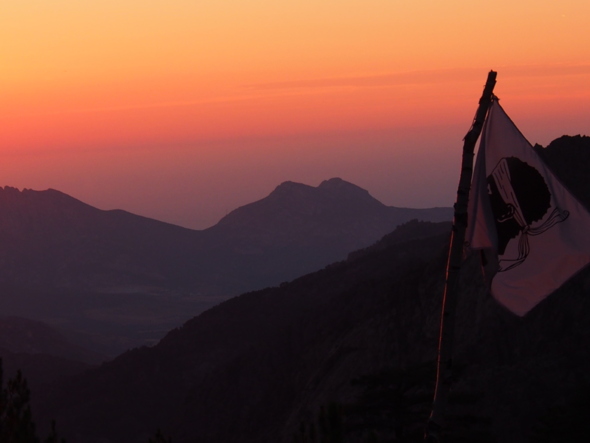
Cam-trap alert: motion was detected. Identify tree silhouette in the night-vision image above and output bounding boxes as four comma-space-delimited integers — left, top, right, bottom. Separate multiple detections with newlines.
0, 359, 65, 443
294, 402, 345, 443
148, 428, 172, 443
45, 420, 66, 443
0, 362, 38, 443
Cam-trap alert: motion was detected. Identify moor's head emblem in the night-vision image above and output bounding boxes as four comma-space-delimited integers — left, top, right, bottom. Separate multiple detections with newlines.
487, 157, 569, 271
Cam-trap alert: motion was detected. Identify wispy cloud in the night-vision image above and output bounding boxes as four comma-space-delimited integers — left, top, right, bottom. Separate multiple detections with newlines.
245, 64, 590, 91
7, 63, 588, 119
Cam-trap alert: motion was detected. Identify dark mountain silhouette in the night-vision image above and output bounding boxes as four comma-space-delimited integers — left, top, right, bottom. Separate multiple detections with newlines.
28, 134, 590, 442
0, 186, 211, 356
204, 178, 451, 292
0, 179, 451, 356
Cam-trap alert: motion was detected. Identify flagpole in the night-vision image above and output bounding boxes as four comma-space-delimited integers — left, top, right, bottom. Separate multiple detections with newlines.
424, 70, 497, 442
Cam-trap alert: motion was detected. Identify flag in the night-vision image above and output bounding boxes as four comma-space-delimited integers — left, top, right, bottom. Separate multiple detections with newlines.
466, 100, 590, 316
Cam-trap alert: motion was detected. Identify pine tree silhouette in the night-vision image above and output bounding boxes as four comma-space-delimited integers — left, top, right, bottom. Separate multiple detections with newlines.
0, 362, 39, 443
148, 428, 172, 443
0, 359, 66, 443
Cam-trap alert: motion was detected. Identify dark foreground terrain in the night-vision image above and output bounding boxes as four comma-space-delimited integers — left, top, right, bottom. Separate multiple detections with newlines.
3, 135, 590, 442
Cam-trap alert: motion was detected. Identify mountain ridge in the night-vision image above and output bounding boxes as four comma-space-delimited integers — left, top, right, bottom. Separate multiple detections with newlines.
0, 178, 452, 356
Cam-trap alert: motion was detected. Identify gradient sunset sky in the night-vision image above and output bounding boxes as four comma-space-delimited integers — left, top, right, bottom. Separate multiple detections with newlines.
2, 1, 589, 229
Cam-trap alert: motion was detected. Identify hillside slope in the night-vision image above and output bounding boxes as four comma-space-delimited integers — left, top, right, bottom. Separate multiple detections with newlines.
36, 220, 452, 443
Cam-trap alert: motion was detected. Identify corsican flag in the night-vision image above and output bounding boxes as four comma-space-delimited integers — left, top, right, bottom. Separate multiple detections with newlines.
466, 100, 590, 316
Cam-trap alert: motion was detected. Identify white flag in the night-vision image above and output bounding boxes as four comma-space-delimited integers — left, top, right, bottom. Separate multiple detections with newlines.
467, 100, 590, 316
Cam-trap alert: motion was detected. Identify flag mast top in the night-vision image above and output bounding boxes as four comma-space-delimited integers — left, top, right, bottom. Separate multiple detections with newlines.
457, 70, 497, 224
465, 70, 497, 143
425, 70, 497, 442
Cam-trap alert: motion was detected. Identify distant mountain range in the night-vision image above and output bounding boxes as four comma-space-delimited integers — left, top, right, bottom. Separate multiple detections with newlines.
4, 135, 590, 442
25, 213, 590, 442
0, 177, 452, 355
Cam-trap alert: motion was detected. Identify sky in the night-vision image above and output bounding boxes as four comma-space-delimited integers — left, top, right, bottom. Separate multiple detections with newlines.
2, 1, 590, 229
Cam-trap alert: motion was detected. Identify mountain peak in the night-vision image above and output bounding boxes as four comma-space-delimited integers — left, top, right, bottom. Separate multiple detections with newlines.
269, 178, 371, 200
233, 178, 380, 217
272, 180, 314, 193
318, 177, 371, 198
318, 177, 348, 188
213, 178, 395, 238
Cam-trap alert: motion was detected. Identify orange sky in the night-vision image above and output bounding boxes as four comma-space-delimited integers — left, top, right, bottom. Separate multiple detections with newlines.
2, 1, 590, 228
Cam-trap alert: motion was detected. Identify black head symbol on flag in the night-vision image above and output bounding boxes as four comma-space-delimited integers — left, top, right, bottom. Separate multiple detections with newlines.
486, 156, 569, 271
